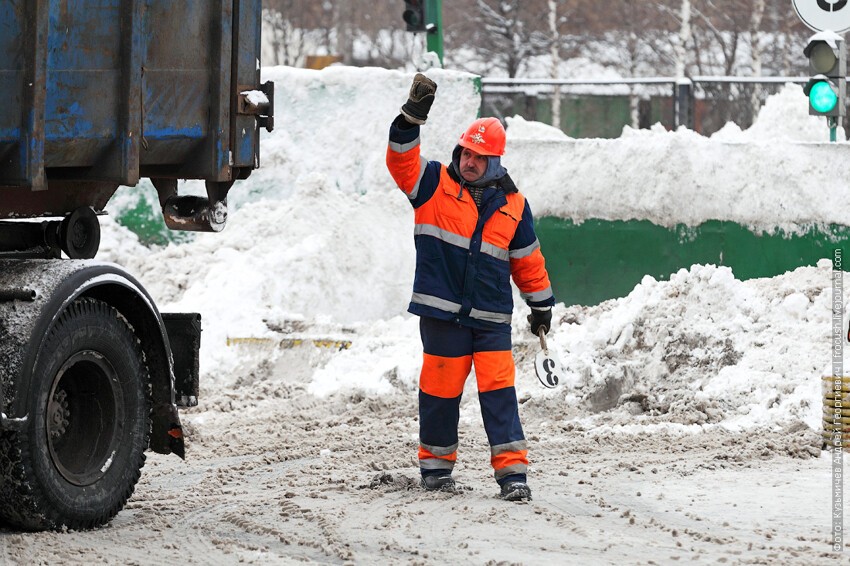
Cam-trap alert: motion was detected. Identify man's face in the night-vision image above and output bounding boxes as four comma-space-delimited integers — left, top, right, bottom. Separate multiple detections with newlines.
459, 148, 488, 182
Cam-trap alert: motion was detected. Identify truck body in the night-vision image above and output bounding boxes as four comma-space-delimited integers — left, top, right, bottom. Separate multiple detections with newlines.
0, 0, 272, 530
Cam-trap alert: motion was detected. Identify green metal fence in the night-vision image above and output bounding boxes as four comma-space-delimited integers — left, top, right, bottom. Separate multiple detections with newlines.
536, 217, 844, 306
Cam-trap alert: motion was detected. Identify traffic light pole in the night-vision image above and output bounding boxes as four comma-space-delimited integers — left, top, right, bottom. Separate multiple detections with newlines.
426, 0, 444, 66
830, 116, 838, 142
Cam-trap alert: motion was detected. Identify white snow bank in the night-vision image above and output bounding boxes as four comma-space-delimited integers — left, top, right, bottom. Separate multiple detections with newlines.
110, 172, 417, 382
307, 261, 834, 434
501, 83, 850, 233
240, 65, 481, 206
711, 83, 846, 143
545, 261, 833, 432
99, 65, 842, 434
505, 115, 573, 140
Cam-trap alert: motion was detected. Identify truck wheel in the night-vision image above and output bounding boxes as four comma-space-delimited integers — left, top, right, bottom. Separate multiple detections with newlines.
0, 298, 150, 530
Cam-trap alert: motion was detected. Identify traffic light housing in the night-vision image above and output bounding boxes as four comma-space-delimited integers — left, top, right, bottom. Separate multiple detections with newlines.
403, 0, 427, 32
803, 36, 846, 117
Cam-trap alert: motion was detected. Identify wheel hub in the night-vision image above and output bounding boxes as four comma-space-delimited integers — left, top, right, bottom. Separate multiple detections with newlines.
47, 389, 70, 439
46, 351, 123, 487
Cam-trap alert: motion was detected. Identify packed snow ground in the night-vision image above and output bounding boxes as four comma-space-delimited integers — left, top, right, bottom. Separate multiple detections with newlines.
3, 66, 848, 564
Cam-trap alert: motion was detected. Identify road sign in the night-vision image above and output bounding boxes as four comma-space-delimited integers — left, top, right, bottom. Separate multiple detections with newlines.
793, 0, 850, 34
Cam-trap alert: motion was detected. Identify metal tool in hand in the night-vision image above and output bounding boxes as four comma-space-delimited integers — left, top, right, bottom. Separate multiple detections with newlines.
534, 328, 563, 389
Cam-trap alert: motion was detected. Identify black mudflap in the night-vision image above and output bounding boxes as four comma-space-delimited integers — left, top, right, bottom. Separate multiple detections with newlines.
162, 313, 201, 407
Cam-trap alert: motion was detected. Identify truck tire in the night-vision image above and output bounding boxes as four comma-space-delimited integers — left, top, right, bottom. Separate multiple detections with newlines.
0, 298, 150, 530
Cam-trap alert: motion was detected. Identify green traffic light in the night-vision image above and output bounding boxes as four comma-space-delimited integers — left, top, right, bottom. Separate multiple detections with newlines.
809, 80, 838, 113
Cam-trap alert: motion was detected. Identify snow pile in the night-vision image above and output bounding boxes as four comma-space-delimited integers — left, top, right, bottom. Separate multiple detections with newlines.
711, 83, 846, 143
99, 65, 841, 437
113, 66, 850, 236
98, 215, 150, 260
506, 135, 850, 235
505, 115, 573, 140
544, 261, 830, 432
503, 82, 850, 233
306, 261, 832, 435
104, 174, 417, 382
104, 66, 481, 243
236, 65, 480, 206
108, 67, 850, 236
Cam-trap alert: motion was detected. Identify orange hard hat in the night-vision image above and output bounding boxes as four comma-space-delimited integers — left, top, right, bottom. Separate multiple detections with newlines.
458, 117, 506, 156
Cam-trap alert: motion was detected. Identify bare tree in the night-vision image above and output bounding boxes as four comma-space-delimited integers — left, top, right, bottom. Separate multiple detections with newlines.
262, 0, 438, 69
263, 0, 328, 66
589, 2, 676, 127
641, 2, 691, 77
263, 4, 307, 66
762, 3, 810, 76
548, 0, 561, 128
450, 0, 553, 78
675, 0, 693, 79
749, 0, 765, 117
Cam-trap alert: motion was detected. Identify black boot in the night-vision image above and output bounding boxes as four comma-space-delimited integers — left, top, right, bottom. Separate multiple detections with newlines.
420, 474, 455, 491
499, 481, 532, 501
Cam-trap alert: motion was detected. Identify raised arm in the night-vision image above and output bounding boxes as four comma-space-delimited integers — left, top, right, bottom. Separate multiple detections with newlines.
386, 74, 441, 206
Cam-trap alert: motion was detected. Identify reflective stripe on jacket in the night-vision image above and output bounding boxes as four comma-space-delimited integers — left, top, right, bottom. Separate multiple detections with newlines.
386, 116, 554, 329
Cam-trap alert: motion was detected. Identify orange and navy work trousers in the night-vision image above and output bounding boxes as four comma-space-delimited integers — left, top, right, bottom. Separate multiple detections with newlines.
417, 316, 528, 485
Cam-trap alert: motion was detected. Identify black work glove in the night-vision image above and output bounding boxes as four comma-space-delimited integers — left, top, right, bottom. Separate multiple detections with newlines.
400, 73, 437, 125
528, 307, 552, 336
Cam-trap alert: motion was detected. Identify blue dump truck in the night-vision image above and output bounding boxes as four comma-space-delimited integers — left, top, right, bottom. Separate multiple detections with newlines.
0, 1, 273, 530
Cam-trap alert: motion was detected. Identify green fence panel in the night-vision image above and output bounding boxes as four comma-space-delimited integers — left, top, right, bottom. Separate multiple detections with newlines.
531, 96, 632, 139
536, 217, 849, 306
109, 185, 193, 247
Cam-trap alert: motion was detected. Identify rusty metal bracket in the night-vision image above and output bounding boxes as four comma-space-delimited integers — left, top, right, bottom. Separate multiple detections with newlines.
238, 80, 274, 132
156, 178, 234, 233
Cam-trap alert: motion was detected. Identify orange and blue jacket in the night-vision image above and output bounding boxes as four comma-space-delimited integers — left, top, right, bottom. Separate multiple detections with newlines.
386, 116, 555, 330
